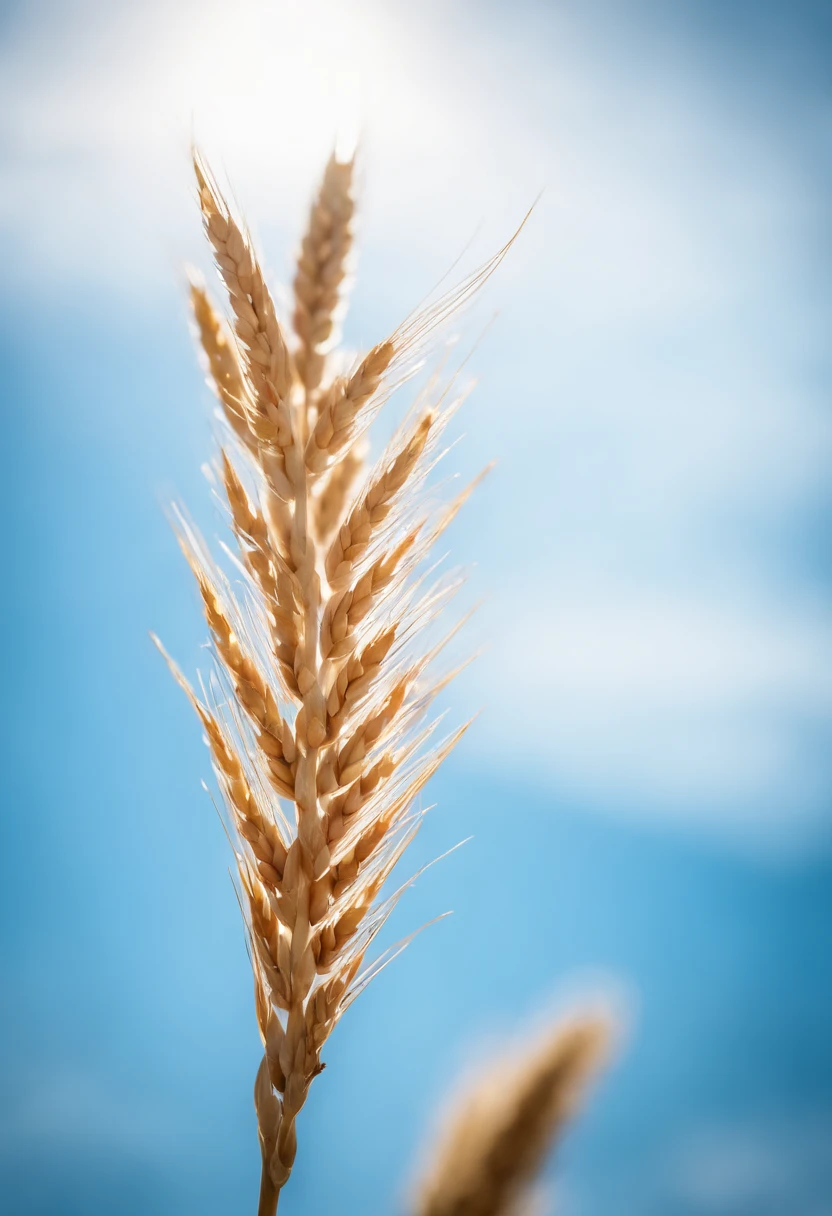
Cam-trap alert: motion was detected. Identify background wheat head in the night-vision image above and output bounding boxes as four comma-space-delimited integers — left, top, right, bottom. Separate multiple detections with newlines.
157, 149, 512, 1213
411, 1012, 613, 1216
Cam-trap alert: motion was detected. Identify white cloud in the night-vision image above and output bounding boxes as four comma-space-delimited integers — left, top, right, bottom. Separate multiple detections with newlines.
458, 581, 831, 844
0, 0, 819, 304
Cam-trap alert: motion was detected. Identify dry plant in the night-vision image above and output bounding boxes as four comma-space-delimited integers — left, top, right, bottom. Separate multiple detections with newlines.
157, 147, 516, 1214
412, 1013, 613, 1216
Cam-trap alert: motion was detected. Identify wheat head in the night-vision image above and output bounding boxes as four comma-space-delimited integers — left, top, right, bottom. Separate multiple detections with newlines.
412, 1014, 613, 1216
157, 149, 514, 1213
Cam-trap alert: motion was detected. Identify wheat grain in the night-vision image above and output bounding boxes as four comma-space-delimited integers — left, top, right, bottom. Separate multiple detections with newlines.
189, 277, 255, 450
194, 154, 296, 502
325, 410, 433, 589
219, 453, 301, 700
306, 339, 396, 474
161, 147, 515, 1214
412, 1014, 612, 1216
293, 152, 356, 402
312, 437, 367, 544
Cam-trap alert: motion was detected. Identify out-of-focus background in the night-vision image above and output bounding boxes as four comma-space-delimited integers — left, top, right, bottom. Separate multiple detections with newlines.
2, 0, 831, 1212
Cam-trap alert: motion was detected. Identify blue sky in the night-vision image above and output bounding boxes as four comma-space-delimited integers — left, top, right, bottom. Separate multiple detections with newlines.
1, 1, 831, 1213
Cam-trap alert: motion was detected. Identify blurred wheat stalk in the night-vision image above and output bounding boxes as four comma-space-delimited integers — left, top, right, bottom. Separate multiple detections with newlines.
411, 1012, 612, 1216
159, 147, 609, 1214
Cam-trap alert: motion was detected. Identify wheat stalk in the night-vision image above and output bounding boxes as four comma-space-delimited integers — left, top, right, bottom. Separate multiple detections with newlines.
411, 1014, 613, 1216
158, 148, 515, 1213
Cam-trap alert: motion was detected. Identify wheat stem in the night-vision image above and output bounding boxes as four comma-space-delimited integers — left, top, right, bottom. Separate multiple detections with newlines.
258, 1168, 280, 1216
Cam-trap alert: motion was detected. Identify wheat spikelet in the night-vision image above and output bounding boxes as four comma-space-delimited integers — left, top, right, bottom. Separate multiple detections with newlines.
219, 453, 301, 700
194, 153, 296, 503
293, 152, 356, 401
325, 410, 433, 589
312, 436, 367, 544
189, 276, 255, 450
412, 1014, 612, 1216
161, 147, 516, 1214
306, 339, 396, 474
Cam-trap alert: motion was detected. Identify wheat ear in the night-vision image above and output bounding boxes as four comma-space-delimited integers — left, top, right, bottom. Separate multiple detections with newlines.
412, 1014, 612, 1216
160, 148, 516, 1213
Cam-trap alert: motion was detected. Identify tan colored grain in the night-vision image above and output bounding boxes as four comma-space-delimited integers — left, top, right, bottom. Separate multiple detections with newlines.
220, 453, 301, 701
312, 437, 367, 545
325, 411, 433, 589
324, 623, 398, 736
293, 153, 355, 401
194, 154, 296, 502
191, 562, 297, 797
320, 526, 420, 661
189, 278, 255, 450
305, 340, 395, 474
154, 639, 288, 887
